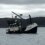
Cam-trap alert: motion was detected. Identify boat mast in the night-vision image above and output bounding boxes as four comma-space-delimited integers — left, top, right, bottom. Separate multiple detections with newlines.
29, 14, 32, 24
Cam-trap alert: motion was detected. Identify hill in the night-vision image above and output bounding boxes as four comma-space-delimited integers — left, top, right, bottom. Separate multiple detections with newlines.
0, 17, 45, 28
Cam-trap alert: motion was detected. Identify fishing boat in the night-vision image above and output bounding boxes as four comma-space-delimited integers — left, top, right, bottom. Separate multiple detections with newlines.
6, 11, 38, 34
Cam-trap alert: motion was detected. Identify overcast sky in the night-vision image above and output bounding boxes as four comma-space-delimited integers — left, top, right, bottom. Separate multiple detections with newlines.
0, 0, 45, 18
0, 0, 45, 4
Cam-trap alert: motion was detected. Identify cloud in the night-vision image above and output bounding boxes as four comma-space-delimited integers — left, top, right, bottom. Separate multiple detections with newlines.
0, 4, 45, 18
0, 0, 45, 4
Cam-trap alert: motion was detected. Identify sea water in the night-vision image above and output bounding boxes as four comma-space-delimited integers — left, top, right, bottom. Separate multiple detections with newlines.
0, 27, 45, 45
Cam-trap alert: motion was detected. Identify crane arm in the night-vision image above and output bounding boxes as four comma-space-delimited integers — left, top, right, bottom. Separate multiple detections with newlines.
12, 11, 23, 19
